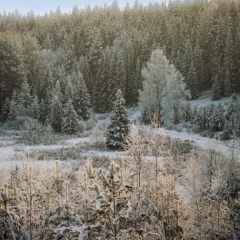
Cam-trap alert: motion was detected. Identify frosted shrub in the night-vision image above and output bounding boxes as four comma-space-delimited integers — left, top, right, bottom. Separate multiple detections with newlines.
78, 120, 86, 133
85, 117, 97, 130
3, 116, 40, 131
89, 124, 106, 149
17, 124, 55, 145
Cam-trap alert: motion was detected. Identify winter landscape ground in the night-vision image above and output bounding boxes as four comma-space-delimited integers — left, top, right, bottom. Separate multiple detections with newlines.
1, 104, 240, 239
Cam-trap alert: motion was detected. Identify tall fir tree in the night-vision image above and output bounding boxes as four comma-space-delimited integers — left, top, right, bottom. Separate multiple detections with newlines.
50, 94, 62, 132
223, 27, 235, 97
224, 94, 240, 136
186, 60, 199, 99
1, 97, 10, 122
30, 94, 40, 120
18, 79, 32, 116
106, 89, 129, 150
73, 71, 91, 120
62, 98, 79, 135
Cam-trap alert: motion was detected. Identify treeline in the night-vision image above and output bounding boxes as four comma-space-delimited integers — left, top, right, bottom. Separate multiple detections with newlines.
0, 0, 239, 120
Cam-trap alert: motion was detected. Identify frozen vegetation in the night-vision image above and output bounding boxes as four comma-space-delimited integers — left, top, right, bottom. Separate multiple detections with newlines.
1, 0, 240, 239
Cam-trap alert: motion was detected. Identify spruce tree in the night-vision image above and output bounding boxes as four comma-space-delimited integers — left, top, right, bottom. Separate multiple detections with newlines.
224, 94, 240, 136
73, 71, 91, 120
8, 99, 17, 121
50, 94, 62, 132
30, 94, 40, 120
18, 79, 31, 116
62, 98, 79, 135
106, 89, 129, 150
1, 97, 10, 122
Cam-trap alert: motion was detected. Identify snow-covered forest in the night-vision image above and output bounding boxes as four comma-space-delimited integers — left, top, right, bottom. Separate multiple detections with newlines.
0, 0, 240, 239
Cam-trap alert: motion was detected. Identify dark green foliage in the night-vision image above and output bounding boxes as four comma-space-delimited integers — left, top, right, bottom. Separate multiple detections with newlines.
0, 0, 240, 124
193, 104, 225, 133
30, 94, 40, 120
0, 39, 23, 114
62, 98, 79, 135
50, 94, 62, 132
0, 97, 10, 122
106, 89, 129, 150
222, 94, 240, 139
72, 71, 91, 120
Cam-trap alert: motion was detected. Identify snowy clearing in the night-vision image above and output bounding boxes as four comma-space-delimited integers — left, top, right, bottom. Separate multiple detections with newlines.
153, 127, 240, 158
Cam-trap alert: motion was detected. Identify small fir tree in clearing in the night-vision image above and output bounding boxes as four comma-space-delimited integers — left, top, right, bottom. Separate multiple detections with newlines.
62, 98, 79, 135
106, 89, 129, 150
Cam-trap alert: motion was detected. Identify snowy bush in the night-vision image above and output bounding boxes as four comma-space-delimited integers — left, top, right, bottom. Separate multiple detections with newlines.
89, 124, 106, 149
78, 120, 86, 133
3, 116, 40, 131
85, 117, 97, 130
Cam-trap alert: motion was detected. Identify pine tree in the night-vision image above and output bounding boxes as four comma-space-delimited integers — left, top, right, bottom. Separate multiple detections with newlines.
223, 27, 234, 97
8, 99, 17, 121
211, 62, 222, 101
30, 94, 40, 120
224, 94, 240, 136
73, 71, 91, 120
18, 79, 31, 116
186, 60, 199, 99
50, 94, 62, 132
62, 98, 79, 135
1, 97, 10, 122
106, 89, 129, 150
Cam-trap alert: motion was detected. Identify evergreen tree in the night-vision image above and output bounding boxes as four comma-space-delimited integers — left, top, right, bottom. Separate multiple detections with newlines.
50, 94, 62, 132
30, 94, 40, 120
224, 94, 240, 136
18, 79, 31, 116
8, 99, 17, 121
62, 98, 79, 134
0, 38, 23, 113
211, 63, 222, 101
223, 27, 235, 96
186, 60, 199, 99
106, 89, 129, 150
73, 71, 91, 120
1, 97, 10, 122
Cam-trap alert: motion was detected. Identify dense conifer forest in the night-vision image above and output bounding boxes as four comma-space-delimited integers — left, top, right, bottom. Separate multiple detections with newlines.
1, 0, 240, 125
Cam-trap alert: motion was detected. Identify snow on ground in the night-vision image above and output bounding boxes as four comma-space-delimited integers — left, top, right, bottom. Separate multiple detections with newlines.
187, 90, 240, 108
1, 100, 240, 176
152, 127, 240, 158
82, 150, 127, 159
64, 137, 89, 145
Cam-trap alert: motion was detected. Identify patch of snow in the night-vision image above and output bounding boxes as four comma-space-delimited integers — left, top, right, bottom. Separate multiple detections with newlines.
152, 127, 240, 159
64, 137, 90, 145
82, 150, 127, 159
187, 91, 240, 108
